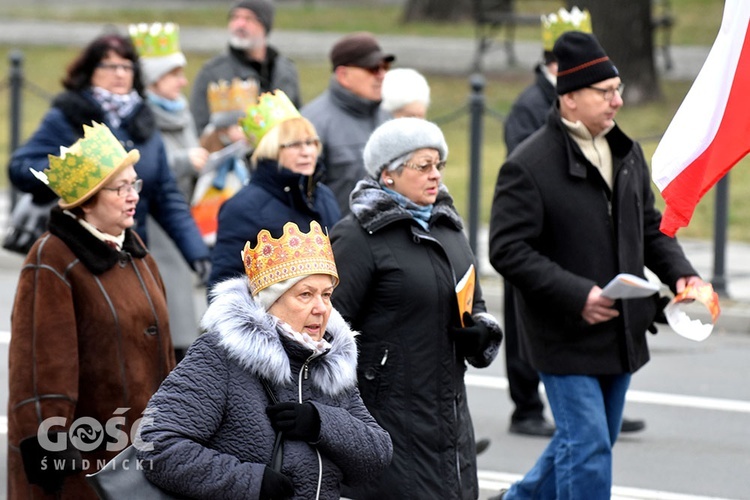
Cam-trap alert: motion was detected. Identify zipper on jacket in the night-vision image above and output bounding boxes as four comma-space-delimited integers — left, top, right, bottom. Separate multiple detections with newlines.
380, 348, 389, 366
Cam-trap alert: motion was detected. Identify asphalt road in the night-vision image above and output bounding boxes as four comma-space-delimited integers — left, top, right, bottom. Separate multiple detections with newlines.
1, 247, 749, 499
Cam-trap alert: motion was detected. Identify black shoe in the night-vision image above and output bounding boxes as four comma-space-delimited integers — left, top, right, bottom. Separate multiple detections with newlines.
487, 488, 508, 500
475, 438, 491, 455
509, 417, 555, 437
620, 416, 646, 433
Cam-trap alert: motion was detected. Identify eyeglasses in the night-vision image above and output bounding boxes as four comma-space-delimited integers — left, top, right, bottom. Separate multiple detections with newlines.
280, 137, 321, 150
586, 83, 625, 101
101, 179, 143, 197
402, 160, 447, 173
97, 63, 135, 73
363, 61, 391, 75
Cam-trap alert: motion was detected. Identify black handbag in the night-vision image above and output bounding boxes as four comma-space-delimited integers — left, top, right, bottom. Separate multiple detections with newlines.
85, 378, 284, 499
2, 193, 57, 255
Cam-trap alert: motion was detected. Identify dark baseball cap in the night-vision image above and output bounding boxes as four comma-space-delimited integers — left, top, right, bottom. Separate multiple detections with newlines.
330, 32, 396, 70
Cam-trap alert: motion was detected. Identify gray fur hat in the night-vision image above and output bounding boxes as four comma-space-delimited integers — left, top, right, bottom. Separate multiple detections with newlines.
363, 117, 448, 178
139, 52, 187, 86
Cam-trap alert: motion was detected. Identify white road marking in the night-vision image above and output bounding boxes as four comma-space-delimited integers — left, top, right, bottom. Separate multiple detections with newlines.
465, 373, 750, 413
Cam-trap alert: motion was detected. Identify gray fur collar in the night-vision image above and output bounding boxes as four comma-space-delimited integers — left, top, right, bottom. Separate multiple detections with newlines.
349, 178, 463, 233
202, 277, 359, 397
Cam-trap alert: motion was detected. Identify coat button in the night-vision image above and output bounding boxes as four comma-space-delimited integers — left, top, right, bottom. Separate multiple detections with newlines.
364, 367, 376, 380
144, 326, 158, 336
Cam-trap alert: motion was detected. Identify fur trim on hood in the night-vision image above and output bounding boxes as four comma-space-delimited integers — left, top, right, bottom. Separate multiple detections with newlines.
349, 178, 463, 233
202, 277, 359, 397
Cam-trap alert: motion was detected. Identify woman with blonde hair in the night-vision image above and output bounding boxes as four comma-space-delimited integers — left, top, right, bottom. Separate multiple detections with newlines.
207, 90, 340, 290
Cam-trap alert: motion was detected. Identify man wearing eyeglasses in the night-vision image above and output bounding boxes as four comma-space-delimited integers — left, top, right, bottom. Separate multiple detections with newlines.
301, 31, 396, 215
488, 31, 703, 499
189, 0, 301, 133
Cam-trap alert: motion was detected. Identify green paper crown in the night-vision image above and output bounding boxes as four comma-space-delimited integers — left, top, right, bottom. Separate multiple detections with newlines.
541, 7, 592, 52
240, 90, 301, 146
34, 122, 140, 209
129, 22, 181, 58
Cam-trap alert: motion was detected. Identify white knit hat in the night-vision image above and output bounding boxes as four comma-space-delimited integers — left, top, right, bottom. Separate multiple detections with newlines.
139, 52, 187, 86
381, 68, 431, 114
363, 117, 448, 177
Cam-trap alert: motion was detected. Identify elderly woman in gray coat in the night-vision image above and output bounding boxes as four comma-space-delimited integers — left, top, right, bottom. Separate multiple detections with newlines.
136, 220, 392, 499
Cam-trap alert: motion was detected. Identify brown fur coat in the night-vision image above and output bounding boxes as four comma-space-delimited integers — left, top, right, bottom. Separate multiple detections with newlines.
7, 208, 175, 499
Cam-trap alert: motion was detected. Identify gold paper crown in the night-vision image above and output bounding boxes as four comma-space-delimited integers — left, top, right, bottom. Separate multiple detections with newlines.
242, 221, 339, 296
239, 90, 300, 145
541, 7, 593, 52
129, 22, 181, 58
33, 122, 140, 209
207, 78, 259, 115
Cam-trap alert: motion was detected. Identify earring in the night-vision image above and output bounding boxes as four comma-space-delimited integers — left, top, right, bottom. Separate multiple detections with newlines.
385, 178, 394, 185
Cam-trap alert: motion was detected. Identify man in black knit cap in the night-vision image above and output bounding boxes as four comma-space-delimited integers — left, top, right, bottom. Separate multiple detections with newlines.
488, 31, 703, 499
189, 0, 301, 133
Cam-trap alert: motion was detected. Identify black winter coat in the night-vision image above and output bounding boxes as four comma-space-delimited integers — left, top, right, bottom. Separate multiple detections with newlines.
331, 179, 502, 500
489, 105, 697, 375
503, 64, 557, 156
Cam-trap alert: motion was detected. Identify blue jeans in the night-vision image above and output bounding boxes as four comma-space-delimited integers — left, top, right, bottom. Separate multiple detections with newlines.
505, 372, 631, 500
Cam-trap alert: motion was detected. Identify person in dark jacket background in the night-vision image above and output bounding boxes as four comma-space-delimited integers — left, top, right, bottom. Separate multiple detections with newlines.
488, 32, 704, 499
8, 31, 211, 284
331, 117, 503, 499
301, 32, 395, 215
137, 220, 392, 499
189, 0, 301, 133
208, 90, 340, 290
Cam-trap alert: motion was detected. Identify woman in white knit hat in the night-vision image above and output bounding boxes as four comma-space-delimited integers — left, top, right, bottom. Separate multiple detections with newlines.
330, 117, 503, 499
380, 68, 431, 119
131, 22, 210, 361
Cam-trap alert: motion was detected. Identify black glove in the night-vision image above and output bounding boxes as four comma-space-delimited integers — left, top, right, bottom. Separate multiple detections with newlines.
260, 466, 294, 500
648, 295, 672, 334
266, 402, 321, 442
20, 434, 82, 494
191, 258, 212, 287
450, 312, 497, 358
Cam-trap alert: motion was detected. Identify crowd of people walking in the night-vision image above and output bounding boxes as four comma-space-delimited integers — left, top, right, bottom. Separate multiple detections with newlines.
5, 1, 707, 499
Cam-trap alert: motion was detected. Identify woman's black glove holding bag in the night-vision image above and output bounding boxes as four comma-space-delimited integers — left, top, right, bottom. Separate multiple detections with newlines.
260, 466, 294, 500
266, 402, 321, 442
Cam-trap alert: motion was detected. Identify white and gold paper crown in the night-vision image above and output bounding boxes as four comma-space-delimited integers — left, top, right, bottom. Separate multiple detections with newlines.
241, 221, 339, 296
541, 7, 593, 52
239, 89, 300, 145
129, 22, 181, 58
207, 78, 259, 115
32, 122, 140, 209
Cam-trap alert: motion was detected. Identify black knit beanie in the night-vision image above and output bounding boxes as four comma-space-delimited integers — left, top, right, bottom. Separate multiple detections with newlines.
554, 31, 618, 95
230, 0, 275, 34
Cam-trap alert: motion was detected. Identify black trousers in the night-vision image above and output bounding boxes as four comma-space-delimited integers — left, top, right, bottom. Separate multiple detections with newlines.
504, 281, 545, 422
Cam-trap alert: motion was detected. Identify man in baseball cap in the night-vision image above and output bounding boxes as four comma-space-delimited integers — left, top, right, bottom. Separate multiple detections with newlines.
301, 32, 397, 215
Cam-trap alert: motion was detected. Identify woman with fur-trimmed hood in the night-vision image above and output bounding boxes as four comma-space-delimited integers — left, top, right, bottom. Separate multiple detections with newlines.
330, 118, 503, 499
137, 220, 392, 499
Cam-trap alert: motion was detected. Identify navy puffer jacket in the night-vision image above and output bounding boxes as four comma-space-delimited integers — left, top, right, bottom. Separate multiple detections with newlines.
137, 277, 393, 499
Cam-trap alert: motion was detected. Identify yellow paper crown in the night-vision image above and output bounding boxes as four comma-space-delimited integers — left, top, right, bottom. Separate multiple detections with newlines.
541, 7, 593, 52
239, 90, 300, 145
241, 221, 339, 296
129, 22, 181, 58
207, 78, 259, 115
34, 122, 140, 209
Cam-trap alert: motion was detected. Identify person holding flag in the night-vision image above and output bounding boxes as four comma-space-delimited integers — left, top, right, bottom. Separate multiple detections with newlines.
488, 31, 705, 499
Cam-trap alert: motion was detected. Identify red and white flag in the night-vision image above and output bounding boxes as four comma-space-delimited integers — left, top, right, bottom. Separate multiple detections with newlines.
652, 0, 750, 237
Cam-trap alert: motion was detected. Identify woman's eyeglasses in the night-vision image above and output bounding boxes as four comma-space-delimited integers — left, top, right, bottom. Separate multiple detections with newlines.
280, 137, 321, 150
97, 63, 135, 73
102, 179, 143, 197
402, 160, 447, 173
